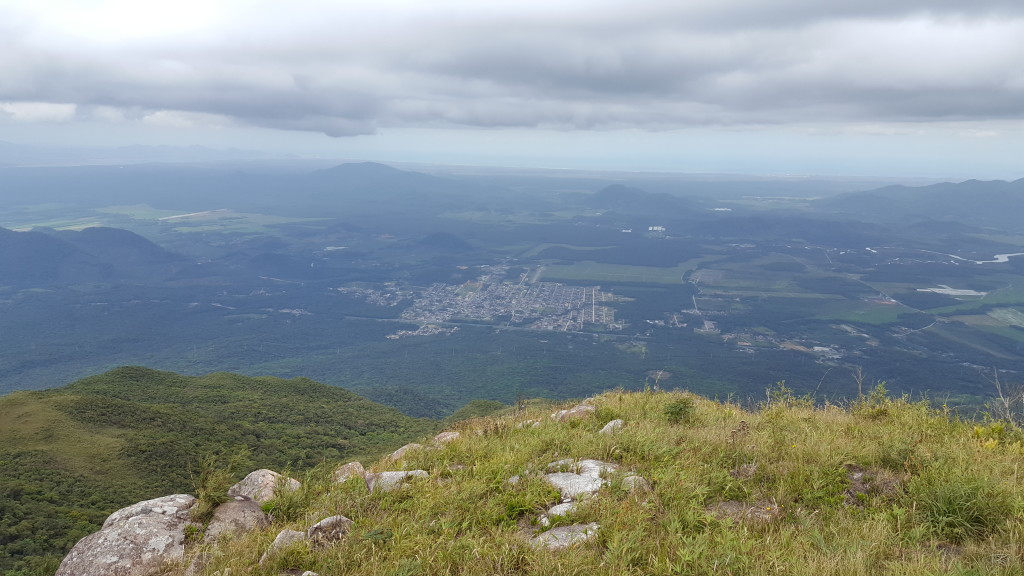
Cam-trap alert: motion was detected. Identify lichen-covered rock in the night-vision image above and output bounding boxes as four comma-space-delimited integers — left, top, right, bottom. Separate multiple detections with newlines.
204, 497, 269, 541
599, 419, 624, 434
550, 404, 596, 422
367, 470, 429, 492
306, 515, 355, 546
56, 494, 197, 576
228, 469, 300, 504
258, 529, 306, 565
333, 461, 367, 485
530, 523, 600, 550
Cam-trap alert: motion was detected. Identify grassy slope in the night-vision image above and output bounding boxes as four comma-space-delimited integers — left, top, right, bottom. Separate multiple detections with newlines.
0, 367, 435, 575
189, 388, 1024, 576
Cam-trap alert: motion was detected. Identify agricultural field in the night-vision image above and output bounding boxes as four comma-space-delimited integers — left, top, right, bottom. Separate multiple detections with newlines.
539, 259, 704, 284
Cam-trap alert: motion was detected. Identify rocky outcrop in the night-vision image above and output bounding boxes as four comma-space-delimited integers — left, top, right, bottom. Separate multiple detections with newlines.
55, 494, 197, 576
57, 468, 299, 575
55, 405, 649, 569
228, 469, 300, 504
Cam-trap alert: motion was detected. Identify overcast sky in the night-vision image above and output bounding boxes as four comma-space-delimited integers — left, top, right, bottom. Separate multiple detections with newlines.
1, 0, 1022, 178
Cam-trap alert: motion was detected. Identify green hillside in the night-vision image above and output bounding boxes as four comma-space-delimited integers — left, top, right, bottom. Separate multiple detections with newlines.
0, 367, 435, 575
181, 387, 1024, 576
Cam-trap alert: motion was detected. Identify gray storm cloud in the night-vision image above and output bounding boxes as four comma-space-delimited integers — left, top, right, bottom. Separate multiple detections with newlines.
1, 0, 1022, 137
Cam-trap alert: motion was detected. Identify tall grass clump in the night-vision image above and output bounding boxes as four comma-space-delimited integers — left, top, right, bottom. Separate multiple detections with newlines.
189, 452, 246, 524
908, 468, 1013, 543
664, 395, 697, 425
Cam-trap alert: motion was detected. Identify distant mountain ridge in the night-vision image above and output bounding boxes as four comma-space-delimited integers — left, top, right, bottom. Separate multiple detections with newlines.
588, 183, 695, 214
818, 178, 1024, 231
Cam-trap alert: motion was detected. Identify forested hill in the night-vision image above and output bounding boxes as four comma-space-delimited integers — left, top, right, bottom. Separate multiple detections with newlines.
0, 367, 437, 575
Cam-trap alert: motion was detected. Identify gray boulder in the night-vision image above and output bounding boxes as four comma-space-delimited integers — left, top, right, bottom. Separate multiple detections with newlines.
56, 494, 197, 576
258, 529, 306, 565
333, 461, 367, 485
204, 496, 269, 541
228, 469, 300, 504
367, 470, 429, 492
387, 443, 425, 462
433, 431, 461, 444
599, 419, 624, 434
622, 475, 652, 493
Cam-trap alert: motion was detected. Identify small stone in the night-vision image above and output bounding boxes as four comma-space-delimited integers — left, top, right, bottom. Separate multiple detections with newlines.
530, 523, 599, 550
599, 419, 624, 434
205, 497, 269, 541
259, 529, 306, 564
228, 469, 300, 504
433, 431, 460, 444
539, 502, 578, 527
367, 470, 429, 492
307, 515, 355, 546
